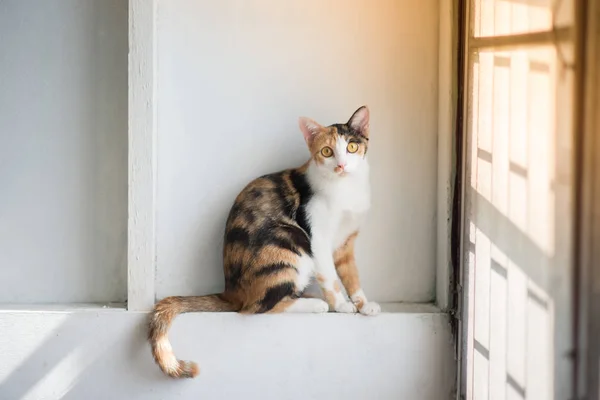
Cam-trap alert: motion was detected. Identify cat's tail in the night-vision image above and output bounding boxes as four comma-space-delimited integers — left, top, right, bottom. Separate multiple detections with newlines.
148, 294, 238, 378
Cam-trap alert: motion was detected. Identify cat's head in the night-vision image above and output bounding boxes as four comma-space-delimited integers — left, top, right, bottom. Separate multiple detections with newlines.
298, 106, 370, 177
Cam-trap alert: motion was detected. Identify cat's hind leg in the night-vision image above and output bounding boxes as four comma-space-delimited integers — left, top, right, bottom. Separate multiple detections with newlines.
241, 291, 328, 314
239, 250, 326, 313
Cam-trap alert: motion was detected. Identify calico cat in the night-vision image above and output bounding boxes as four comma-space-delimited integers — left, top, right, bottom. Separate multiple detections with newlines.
149, 106, 380, 379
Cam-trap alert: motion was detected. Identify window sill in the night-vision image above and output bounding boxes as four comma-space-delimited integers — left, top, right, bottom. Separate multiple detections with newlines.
0, 301, 442, 314
0, 302, 443, 316
0, 302, 127, 313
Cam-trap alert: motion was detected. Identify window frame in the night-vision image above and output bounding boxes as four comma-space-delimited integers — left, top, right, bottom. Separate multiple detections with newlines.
575, 0, 600, 397
454, 0, 588, 398
128, 0, 158, 311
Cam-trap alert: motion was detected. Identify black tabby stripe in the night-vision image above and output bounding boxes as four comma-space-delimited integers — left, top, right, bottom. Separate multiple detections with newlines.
226, 262, 243, 290
279, 222, 312, 256
228, 203, 256, 224
258, 282, 295, 313
226, 227, 251, 246
289, 170, 313, 238
267, 237, 301, 256
255, 262, 297, 277
261, 173, 294, 217
251, 219, 302, 256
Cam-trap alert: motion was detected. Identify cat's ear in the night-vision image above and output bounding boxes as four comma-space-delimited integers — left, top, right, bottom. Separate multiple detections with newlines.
347, 106, 370, 138
298, 117, 323, 146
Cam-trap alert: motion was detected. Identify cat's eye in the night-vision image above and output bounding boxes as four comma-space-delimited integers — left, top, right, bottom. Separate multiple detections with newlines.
347, 142, 359, 153
321, 147, 333, 157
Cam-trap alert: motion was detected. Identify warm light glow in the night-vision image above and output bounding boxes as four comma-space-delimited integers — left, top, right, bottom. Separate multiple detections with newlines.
465, 1, 575, 398
0, 314, 68, 385
474, 0, 553, 37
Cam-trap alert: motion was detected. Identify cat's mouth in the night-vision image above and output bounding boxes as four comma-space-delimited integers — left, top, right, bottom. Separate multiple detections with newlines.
334, 167, 348, 176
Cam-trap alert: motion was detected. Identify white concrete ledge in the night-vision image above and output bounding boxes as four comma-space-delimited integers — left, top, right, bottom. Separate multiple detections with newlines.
0, 303, 455, 399
0, 301, 437, 313
0, 303, 127, 312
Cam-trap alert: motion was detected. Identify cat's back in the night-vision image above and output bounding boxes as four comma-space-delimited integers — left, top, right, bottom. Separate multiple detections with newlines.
224, 166, 312, 235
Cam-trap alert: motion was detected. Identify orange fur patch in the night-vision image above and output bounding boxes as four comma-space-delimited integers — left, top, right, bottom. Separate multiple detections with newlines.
333, 231, 362, 298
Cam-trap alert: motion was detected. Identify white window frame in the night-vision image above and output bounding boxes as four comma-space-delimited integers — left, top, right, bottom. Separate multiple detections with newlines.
128, 0, 158, 311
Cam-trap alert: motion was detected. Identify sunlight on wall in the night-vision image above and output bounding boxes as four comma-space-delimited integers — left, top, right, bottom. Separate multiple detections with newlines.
472, 46, 557, 257
475, 0, 552, 36
0, 313, 67, 384
464, 0, 574, 399
21, 336, 107, 400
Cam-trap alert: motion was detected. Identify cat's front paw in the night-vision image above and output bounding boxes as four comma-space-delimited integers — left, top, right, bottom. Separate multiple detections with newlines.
335, 301, 358, 313
359, 302, 381, 316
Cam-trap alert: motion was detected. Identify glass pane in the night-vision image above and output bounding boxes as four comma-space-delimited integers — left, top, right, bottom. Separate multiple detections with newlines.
473, 0, 574, 37
463, 43, 575, 398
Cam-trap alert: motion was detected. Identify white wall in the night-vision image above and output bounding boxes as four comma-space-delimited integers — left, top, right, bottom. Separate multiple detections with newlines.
0, 3, 454, 398
0, 306, 454, 400
156, 0, 440, 302
0, 1, 128, 303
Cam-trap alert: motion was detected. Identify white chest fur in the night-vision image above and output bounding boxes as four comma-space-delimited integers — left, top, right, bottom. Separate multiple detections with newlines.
306, 162, 371, 252
332, 210, 366, 249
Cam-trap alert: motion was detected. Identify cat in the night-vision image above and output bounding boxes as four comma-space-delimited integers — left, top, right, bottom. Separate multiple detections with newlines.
148, 105, 380, 379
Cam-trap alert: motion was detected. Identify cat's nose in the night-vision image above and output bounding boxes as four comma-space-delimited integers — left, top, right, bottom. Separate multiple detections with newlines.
335, 163, 346, 173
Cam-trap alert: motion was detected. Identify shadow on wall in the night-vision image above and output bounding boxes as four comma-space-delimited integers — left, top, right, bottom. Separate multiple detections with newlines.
0, 313, 161, 399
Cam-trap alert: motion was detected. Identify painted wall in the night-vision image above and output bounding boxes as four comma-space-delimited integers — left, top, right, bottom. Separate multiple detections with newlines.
0, 1, 128, 303
156, 0, 440, 302
0, 2, 454, 399
0, 306, 454, 400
